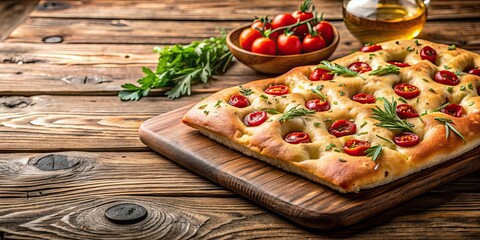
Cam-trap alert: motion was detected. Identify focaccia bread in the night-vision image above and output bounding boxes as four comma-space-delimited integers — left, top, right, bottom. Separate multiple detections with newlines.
182, 39, 480, 193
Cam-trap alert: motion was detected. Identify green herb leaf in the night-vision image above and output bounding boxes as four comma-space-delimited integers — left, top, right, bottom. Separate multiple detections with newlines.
376, 134, 395, 145
311, 87, 327, 99
317, 60, 362, 78
265, 109, 281, 114
434, 117, 466, 141
278, 105, 315, 122
365, 145, 383, 162
371, 98, 415, 133
369, 65, 400, 76
214, 100, 223, 108
325, 143, 336, 151
239, 86, 253, 96
119, 33, 233, 100
448, 44, 456, 50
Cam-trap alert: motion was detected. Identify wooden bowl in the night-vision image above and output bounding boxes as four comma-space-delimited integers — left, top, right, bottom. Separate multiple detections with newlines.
226, 24, 340, 74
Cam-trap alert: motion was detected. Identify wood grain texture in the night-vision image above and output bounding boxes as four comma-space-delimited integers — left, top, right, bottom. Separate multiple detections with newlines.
0, 95, 211, 151
0, 0, 38, 41
139, 106, 480, 229
29, 0, 480, 21
5, 18, 480, 48
0, 151, 230, 198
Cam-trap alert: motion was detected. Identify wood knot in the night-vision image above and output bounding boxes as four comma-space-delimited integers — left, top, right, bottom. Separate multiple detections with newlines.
0, 96, 35, 109
33, 154, 79, 171
42, 36, 64, 43
36, 1, 70, 11
105, 203, 148, 224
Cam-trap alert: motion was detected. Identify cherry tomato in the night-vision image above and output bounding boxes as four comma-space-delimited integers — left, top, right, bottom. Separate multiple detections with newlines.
387, 61, 410, 67
394, 132, 420, 147
265, 85, 289, 95
244, 111, 268, 127
394, 83, 420, 99
440, 103, 465, 118
361, 44, 382, 52
239, 28, 262, 51
284, 131, 311, 144
434, 70, 460, 86
302, 34, 326, 53
305, 98, 330, 112
343, 139, 371, 156
315, 21, 334, 45
420, 46, 437, 64
352, 93, 376, 104
467, 67, 480, 76
271, 13, 297, 29
396, 104, 419, 119
277, 34, 302, 55
329, 119, 357, 137
251, 37, 276, 55
251, 20, 279, 41
292, 10, 313, 38
309, 68, 334, 81
228, 95, 250, 108
348, 62, 372, 73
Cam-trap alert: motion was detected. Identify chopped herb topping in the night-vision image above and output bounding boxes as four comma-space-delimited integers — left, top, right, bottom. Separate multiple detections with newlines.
376, 134, 395, 145
447, 44, 456, 50
398, 97, 407, 103
339, 91, 345, 96
447, 87, 454, 93
203, 110, 210, 115
422, 78, 430, 82
260, 94, 268, 99
455, 70, 465, 76
356, 132, 368, 135
198, 104, 208, 109
214, 100, 222, 108
468, 82, 473, 90
338, 158, 347, 162
311, 88, 327, 99
414, 39, 421, 46
469, 102, 474, 106
369, 65, 400, 76
443, 65, 451, 70
314, 122, 321, 127
460, 86, 466, 91
325, 143, 336, 150
360, 121, 367, 128
406, 46, 414, 51
365, 145, 383, 162
239, 86, 253, 96
333, 101, 338, 105
429, 88, 437, 93
265, 109, 280, 114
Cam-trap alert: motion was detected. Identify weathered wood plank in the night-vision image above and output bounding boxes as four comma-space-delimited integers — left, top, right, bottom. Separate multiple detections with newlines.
0, 0, 38, 41
0, 192, 479, 239
29, 0, 480, 21
6, 18, 480, 48
0, 151, 230, 198
0, 95, 207, 151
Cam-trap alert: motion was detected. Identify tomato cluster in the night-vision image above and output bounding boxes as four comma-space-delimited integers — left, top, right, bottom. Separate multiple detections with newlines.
239, 0, 334, 55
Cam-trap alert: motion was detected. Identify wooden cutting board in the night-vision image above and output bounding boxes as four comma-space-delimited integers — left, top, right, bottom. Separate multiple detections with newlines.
139, 105, 480, 229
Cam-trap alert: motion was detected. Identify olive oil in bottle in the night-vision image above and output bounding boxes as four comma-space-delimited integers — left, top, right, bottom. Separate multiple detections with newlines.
343, 0, 427, 43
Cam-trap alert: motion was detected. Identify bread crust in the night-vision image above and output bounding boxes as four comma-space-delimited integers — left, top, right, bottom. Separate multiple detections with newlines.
182, 39, 480, 193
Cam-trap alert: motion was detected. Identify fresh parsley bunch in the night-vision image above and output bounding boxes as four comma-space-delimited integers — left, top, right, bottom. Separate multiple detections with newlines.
119, 34, 233, 100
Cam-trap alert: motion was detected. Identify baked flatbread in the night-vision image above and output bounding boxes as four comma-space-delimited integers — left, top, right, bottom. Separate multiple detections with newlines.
182, 39, 480, 193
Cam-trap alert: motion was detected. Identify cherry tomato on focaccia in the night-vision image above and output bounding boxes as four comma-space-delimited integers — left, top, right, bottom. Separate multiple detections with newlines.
434, 70, 460, 86
284, 131, 311, 144
305, 98, 330, 112
228, 95, 250, 108
394, 83, 420, 99
271, 13, 297, 29
343, 139, 371, 156
239, 28, 262, 51
420, 46, 437, 64
440, 103, 465, 118
396, 104, 419, 119
277, 33, 302, 55
251, 37, 277, 55
265, 85, 289, 95
348, 62, 372, 73
387, 61, 410, 68
329, 119, 357, 137
468, 67, 480, 76
315, 20, 334, 45
309, 68, 334, 81
352, 93, 376, 104
394, 132, 420, 147
244, 111, 268, 127
302, 34, 326, 53
361, 44, 382, 52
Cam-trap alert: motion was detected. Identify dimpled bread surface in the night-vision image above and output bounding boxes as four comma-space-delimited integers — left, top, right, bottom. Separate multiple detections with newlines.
182, 39, 480, 193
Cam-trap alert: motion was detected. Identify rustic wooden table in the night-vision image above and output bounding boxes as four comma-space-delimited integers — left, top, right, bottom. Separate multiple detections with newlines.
0, 0, 479, 239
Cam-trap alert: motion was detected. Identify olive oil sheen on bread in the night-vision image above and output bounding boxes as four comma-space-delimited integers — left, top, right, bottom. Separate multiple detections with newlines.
343, 0, 427, 43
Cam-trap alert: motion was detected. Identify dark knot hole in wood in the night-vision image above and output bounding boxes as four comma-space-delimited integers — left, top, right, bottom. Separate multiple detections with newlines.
104, 203, 148, 225
42, 36, 64, 43
34, 154, 79, 171
36, 1, 70, 11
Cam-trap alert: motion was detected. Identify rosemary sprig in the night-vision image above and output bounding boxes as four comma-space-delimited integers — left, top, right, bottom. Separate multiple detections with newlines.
371, 98, 415, 133
365, 145, 383, 162
278, 105, 315, 122
317, 60, 360, 77
311, 87, 327, 99
369, 65, 400, 76
434, 117, 466, 142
